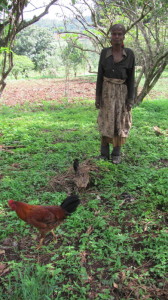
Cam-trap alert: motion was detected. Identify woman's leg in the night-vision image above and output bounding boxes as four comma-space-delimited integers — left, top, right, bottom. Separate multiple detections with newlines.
111, 137, 126, 164
100, 136, 110, 160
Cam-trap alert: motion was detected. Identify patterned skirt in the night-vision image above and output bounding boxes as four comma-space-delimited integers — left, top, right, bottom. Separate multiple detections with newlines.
97, 77, 132, 141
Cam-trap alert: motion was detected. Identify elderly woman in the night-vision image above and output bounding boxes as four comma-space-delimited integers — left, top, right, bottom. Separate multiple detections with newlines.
95, 24, 135, 164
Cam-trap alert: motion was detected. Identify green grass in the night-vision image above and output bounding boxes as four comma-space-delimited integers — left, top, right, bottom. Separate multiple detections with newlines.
0, 96, 168, 299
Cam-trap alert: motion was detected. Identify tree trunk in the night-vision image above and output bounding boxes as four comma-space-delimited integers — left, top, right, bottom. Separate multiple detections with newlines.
0, 52, 14, 96
136, 54, 168, 105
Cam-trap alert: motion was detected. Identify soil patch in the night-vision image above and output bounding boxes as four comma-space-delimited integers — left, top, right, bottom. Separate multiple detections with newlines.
0, 78, 96, 106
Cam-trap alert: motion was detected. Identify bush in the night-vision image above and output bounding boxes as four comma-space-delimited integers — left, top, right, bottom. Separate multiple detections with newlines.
11, 54, 35, 79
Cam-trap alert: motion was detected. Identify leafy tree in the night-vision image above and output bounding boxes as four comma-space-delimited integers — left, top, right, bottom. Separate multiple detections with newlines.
11, 55, 35, 79
0, 0, 59, 95
56, 0, 168, 103
61, 39, 86, 77
13, 26, 56, 71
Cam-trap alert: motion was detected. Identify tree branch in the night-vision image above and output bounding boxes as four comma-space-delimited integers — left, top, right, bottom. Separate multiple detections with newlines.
17, 0, 59, 32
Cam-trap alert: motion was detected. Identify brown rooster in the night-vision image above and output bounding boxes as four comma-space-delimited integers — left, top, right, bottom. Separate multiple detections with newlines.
8, 195, 80, 249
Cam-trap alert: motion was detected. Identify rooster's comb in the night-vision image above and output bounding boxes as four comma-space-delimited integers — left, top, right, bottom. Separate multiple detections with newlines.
8, 199, 15, 204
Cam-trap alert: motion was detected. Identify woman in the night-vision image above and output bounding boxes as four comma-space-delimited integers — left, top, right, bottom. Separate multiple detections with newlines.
95, 24, 135, 164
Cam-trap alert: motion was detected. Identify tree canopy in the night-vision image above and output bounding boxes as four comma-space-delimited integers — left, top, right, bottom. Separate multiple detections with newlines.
0, 0, 59, 95
13, 26, 56, 71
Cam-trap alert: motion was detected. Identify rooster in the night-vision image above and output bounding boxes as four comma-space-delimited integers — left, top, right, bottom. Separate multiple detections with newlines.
8, 195, 80, 249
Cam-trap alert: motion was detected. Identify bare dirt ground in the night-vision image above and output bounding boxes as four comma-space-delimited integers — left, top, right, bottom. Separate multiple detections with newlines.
0, 78, 96, 106
1, 77, 168, 107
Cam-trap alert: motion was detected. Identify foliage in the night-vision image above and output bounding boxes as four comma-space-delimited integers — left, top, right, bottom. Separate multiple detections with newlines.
0, 263, 60, 300
0, 0, 12, 12
0, 47, 12, 54
61, 39, 86, 77
12, 55, 35, 79
0, 0, 59, 94
0, 54, 34, 79
0, 77, 168, 298
13, 26, 56, 71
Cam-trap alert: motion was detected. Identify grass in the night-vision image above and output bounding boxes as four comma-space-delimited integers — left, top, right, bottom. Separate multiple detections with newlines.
0, 92, 168, 299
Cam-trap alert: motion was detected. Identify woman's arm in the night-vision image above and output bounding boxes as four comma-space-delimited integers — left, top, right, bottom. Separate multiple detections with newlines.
126, 51, 135, 107
95, 49, 104, 108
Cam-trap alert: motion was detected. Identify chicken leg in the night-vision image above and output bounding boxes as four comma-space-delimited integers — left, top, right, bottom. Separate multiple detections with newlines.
36, 237, 44, 250
51, 229, 57, 242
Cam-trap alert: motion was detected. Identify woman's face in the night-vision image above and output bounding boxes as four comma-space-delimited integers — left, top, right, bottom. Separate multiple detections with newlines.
111, 29, 125, 46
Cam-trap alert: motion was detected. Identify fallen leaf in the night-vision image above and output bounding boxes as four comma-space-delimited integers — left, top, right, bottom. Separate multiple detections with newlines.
0, 263, 9, 276
120, 271, 126, 280
80, 251, 88, 264
144, 222, 151, 232
0, 264, 6, 272
1, 267, 10, 276
153, 126, 164, 136
113, 282, 118, 289
10, 163, 21, 168
86, 226, 94, 235
0, 250, 5, 255
3, 145, 25, 149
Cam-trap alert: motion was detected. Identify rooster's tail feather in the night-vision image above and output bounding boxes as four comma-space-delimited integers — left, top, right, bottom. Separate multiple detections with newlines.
60, 195, 80, 214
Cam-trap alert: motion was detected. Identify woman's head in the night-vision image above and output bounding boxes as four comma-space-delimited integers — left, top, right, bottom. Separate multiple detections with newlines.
110, 24, 126, 46
111, 24, 126, 35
